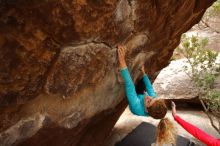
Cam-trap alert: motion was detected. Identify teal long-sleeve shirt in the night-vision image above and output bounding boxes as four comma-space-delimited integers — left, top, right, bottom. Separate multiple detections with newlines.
120, 67, 157, 116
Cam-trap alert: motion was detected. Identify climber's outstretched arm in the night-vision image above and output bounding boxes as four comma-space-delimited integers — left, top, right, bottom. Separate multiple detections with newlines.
172, 102, 220, 146
141, 65, 157, 98
118, 45, 142, 115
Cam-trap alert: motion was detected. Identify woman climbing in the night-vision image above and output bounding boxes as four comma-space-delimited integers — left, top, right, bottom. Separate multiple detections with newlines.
117, 45, 167, 119
172, 101, 220, 146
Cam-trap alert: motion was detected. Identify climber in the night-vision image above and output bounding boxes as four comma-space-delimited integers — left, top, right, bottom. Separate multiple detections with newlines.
117, 45, 167, 119
171, 101, 220, 146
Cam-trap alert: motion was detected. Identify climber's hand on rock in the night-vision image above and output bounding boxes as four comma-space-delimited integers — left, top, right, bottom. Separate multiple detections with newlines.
117, 45, 127, 69
141, 65, 146, 75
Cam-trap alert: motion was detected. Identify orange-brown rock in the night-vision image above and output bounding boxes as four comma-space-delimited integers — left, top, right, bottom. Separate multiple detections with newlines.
0, 0, 216, 146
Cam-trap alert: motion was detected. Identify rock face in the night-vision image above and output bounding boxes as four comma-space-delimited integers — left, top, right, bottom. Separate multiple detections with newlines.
186, 6, 220, 53
153, 58, 202, 108
0, 0, 216, 146
153, 58, 198, 100
154, 56, 220, 109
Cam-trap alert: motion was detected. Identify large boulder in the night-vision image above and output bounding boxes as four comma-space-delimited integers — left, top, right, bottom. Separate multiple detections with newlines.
0, 0, 216, 146
153, 58, 198, 100
154, 56, 220, 108
153, 58, 201, 108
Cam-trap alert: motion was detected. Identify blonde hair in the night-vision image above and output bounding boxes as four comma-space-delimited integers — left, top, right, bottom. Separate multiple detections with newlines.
155, 118, 177, 146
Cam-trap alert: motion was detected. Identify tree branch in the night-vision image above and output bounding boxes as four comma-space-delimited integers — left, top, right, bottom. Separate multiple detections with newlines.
200, 99, 220, 134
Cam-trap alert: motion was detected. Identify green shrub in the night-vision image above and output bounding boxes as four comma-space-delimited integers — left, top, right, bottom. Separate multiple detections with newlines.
176, 34, 220, 133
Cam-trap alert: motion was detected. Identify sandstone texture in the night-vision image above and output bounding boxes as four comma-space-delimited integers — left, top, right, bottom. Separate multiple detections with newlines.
0, 0, 216, 146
